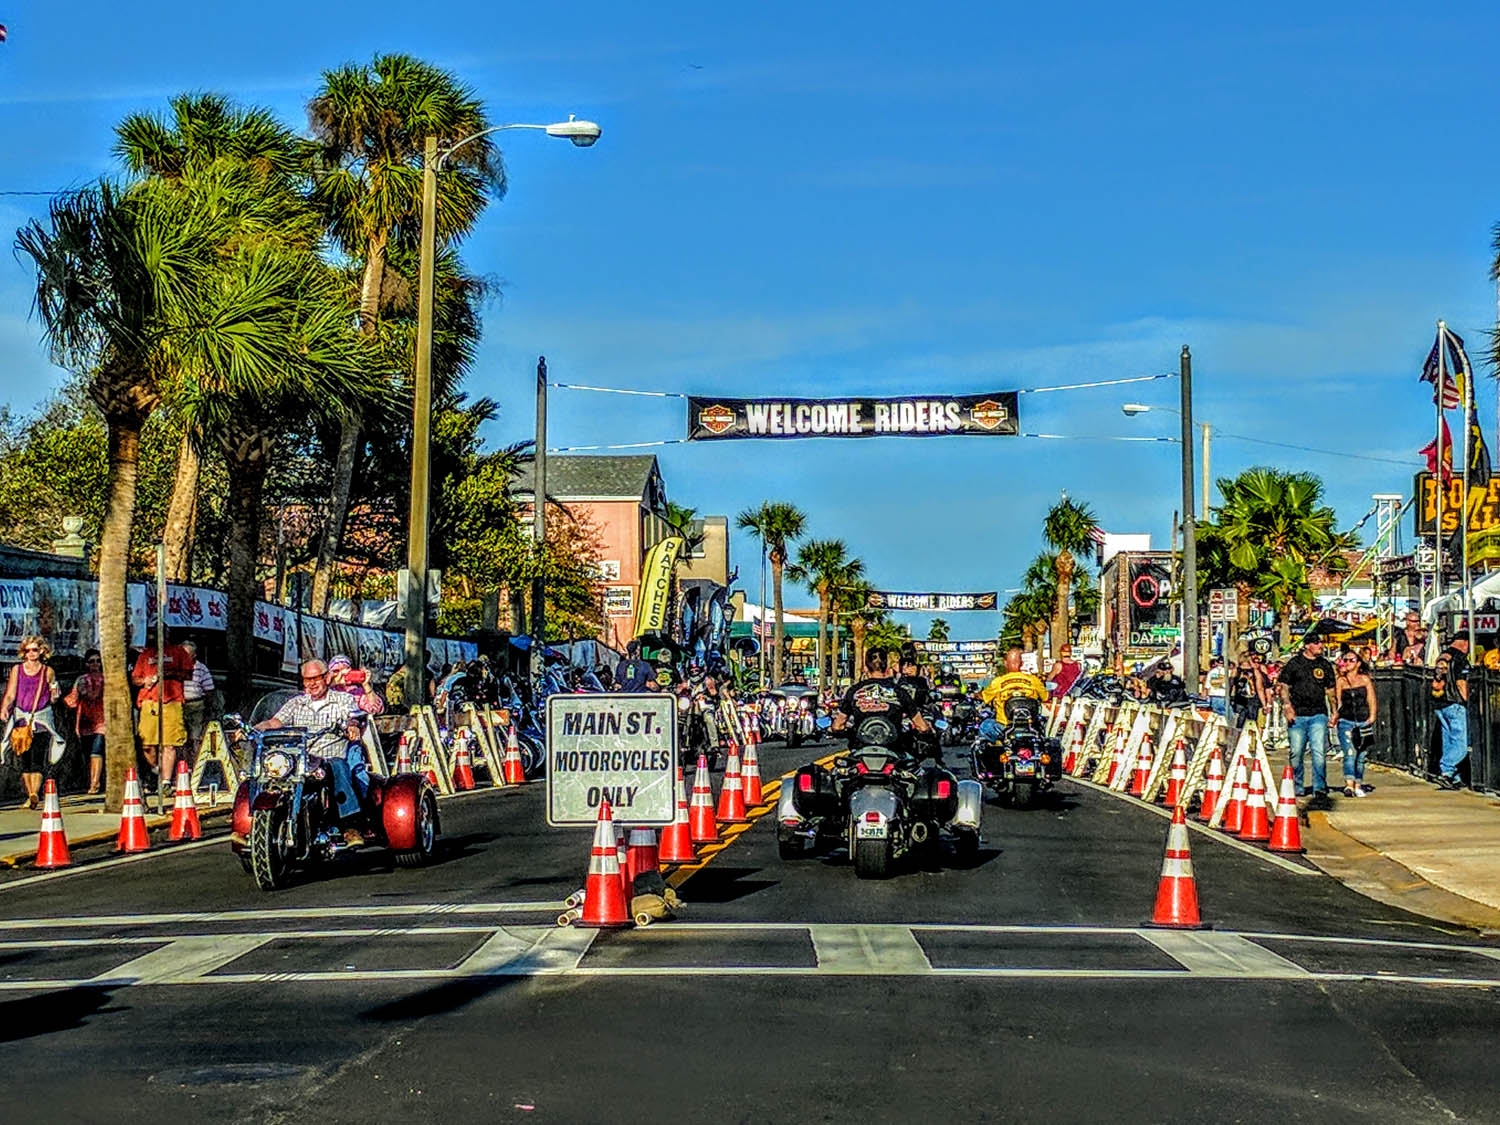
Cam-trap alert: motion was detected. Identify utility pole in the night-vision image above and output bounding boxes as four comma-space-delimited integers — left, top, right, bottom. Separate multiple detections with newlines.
1179, 345, 1200, 693
403, 134, 439, 702
531, 356, 548, 680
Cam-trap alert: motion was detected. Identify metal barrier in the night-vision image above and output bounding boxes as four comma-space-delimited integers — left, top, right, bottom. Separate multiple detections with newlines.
1369, 667, 1495, 793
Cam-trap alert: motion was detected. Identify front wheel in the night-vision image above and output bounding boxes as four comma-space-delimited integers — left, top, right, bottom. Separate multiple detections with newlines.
787, 730, 803, 750
395, 791, 440, 868
853, 833, 893, 879
249, 805, 292, 891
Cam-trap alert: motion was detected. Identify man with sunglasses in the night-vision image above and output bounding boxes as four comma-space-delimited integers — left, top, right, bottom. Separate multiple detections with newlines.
1278, 635, 1338, 806
258, 660, 370, 845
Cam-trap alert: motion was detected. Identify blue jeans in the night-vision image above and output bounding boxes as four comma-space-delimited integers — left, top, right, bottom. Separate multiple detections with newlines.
326, 746, 370, 820
978, 719, 1004, 743
1436, 703, 1469, 779
1336, 720, 1370, 784
1287, 713, 1329, 794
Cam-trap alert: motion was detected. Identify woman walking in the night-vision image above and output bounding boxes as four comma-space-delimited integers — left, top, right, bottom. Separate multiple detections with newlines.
65, 648, 107, 795
2, 636, 62, 809
1335, 651, 1377, 797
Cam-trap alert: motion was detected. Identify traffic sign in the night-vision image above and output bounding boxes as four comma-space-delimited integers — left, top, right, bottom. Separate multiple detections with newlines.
1208, 587, 1238, 623
545, 694, 677, 827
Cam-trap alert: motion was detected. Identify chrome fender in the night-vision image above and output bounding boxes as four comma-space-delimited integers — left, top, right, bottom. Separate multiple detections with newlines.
848, 785, 900, 838
952, 778, 984, 830
776, 783, 803, 826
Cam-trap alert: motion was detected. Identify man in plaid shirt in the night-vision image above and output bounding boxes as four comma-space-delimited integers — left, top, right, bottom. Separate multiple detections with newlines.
258, 660, 370, 844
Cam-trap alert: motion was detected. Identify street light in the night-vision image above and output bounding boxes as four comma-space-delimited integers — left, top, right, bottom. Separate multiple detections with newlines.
404, 117, 601, 698
1121, 403, 1212, 521
1118, 348, 1199, 693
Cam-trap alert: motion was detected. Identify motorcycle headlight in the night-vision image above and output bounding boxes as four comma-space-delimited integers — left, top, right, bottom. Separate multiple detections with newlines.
677, 696, 691, 712
262, 750, 293, 779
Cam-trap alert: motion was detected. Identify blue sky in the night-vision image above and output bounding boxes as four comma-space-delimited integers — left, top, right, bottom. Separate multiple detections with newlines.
2, 1, 1498, 637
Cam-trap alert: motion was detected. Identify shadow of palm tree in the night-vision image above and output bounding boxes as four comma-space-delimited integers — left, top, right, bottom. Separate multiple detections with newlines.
0, 985, 121, 1042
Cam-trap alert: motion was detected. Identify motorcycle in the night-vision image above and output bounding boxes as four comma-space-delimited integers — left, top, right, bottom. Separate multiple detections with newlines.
676, 686, 723, 771
970, 696, 1063, 809
777, 715, 982, 878
768, 685, 818, 749
226, 702, 440, 892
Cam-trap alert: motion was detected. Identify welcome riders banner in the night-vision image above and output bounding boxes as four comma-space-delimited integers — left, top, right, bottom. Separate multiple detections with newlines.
866, 591, 999, 612
686, 392, 1021, 440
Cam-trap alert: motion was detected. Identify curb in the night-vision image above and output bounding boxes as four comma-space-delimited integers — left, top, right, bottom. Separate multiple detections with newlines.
0, 806, 232, 870
1301, 810, 1500, 935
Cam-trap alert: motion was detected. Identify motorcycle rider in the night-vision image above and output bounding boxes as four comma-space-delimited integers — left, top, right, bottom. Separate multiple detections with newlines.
978, 647, 1049, 741
1147, 660, 1189, 705
257, 660, 369, 846
933, 662, 965, 702
897, 650, 933, 710
831, 648, 931, 754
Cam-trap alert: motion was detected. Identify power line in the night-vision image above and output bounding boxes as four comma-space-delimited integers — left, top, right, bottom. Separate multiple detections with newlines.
1212, 431, 1420, 468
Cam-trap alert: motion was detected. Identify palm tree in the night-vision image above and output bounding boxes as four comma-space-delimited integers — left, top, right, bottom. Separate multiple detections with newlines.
838, 577, 880, 681
306, 53, 504, 614
736, 502, 806, 681
928, 618, 950, 642
1042, 495, 1099, 658
864, 619, 912, 656
788, 538, 864, 695
665, 502, 705, 556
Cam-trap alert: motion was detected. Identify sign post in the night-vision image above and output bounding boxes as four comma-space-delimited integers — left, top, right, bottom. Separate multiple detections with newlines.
545, 694, 677, 827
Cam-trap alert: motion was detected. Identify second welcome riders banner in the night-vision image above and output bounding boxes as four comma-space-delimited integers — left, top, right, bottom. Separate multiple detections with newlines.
686, 392, 1020, 440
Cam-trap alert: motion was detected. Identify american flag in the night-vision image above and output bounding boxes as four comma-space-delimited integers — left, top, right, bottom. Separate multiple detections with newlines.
1421, 325, 1469, 410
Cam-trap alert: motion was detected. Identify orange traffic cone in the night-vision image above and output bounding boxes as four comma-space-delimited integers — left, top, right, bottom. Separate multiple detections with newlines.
1107, 737, 1127, 786
689, 753, 718, 843
1267, 764, 1305, 854
577, 799, 631, 928
1197, 747, 1224, 824
451, 735, 475, 791
502, 725, 527, 786
1163, 740, 1188, 807
1237, 761, 1272, 843
616, 825, 631, 900
34, 779, 71, 869
716, 740, 749, 824
659, 765, 696, 863
168, 760, 202, 841
395, 733, 414, 773
1149, 804, 1205, 928
742, 736, 764, 807
116, 768, 151, 853
625, 826, 660, 885
1061, 722, 1082, 774
1129, 737, 1154, 797
1220, 754, 1248, 834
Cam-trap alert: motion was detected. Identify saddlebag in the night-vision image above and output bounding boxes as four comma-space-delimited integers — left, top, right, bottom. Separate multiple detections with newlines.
791, 764, 840, 820
910, 766, 960, 824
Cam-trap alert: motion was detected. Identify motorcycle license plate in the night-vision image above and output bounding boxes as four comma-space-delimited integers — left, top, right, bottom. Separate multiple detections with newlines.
856, 822, 887, 839
1014, 762, 1036, 776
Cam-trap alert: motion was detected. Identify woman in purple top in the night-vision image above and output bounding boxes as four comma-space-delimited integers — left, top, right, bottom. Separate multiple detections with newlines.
3, 635, 61, 809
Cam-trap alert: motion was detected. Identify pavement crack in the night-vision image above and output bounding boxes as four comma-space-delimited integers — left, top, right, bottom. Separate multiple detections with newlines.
1314, 983, 1462, 1123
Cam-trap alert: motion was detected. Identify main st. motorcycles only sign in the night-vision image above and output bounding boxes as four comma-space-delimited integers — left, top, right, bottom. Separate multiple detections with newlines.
686, 392, 1020, 440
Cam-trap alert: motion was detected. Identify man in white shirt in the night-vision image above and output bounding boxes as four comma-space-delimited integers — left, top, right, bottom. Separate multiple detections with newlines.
180, 640, 216, 766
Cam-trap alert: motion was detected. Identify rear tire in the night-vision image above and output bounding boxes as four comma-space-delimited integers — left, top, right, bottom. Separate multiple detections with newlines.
1012, 781, 1037, 810
250, 806, 290, 891
395, 791, 439, 868
787, 730, 803, 750
853, 834, 893, 879
954, 828, 980, 861
777, 827, 805, 860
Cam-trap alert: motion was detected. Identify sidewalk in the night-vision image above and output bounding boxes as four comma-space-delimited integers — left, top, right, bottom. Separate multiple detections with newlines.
0, 791, 228, 867
1301, 757, 1500, 933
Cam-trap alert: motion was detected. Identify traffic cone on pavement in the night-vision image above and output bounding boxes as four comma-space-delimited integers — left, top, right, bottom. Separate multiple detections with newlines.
616, 825, 631, 901
168, 760, 202, 841
502, 725, 527, 786
1061, 722, 1082, 774
1129, 737, 1154, 797
116, 768, 151, 853
1267, 764, 1306, 854
742, 736, 764, 806
1237, 761, 1273, 843
1107, 737, 1127, 786
1220, 754, 1248, 834
625, 826, 660, 885
659, 765, 696, 863
1197, 748, 1225, 824
577, 800, 631, 929
1163, 740, 1188, 807
395, 732, 414, 774
716, 740, 749, 824
689, 753, 719, 843
451, 735, 476, 791
1149, 804, 1206, 928
34, 779, 71, 868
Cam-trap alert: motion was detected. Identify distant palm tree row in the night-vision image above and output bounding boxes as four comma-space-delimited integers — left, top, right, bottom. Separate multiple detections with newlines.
1001, 496, 1102, 663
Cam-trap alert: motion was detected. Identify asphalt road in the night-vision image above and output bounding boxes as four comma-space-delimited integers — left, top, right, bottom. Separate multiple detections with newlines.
2, 735, 1498, 1124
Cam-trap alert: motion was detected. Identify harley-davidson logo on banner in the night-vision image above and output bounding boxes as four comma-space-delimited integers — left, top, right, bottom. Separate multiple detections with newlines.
686, 392, 1020, 440
866, 591, 999, 612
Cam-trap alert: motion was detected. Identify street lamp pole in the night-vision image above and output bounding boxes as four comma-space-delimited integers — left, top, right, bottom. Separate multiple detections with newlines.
531, 357, 548, 679
1179, 346, 1200, 694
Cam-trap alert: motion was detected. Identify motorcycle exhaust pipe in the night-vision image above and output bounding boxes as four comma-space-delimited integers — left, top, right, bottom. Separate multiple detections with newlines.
910, 821, 929, 844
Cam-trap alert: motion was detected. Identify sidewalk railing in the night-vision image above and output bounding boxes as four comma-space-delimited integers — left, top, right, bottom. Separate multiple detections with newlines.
1369, 667, 1496, 793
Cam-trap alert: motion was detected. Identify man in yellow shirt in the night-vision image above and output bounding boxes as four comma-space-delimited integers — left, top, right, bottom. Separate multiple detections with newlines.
981, 647, 1049, 711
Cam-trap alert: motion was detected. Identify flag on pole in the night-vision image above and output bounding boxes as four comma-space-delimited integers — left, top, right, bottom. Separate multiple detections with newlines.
1421, 325, 1469, 409
1421, 418, 1454, 482
1468, 416, 1493, 488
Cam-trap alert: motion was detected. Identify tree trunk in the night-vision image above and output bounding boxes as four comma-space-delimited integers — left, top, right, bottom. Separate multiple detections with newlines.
771, 552, 786, 683
100, 416, 144, 814
161, 428, 200, 583
851, 617, 866, 681
223, 430, 273, 712
816, 585, 830, 696
1051, 551, 1074, 659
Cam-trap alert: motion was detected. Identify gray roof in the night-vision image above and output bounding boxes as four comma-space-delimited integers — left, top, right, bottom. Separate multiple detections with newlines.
512, 455, 664, 505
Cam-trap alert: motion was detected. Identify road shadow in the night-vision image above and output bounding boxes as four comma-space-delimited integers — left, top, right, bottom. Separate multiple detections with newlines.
0, 985, 122, 1042
360, 973, 524, 1023
945, 845, 1002, 872
675, 865, 779, 903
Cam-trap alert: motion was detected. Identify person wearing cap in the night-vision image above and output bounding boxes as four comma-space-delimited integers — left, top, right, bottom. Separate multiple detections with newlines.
1432, 634, 1470, 788
1046, 644, 1083, 700
1277, 634, 1338, 805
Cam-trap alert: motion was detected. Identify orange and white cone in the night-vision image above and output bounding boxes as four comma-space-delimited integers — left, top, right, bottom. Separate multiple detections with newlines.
395, 732, 415, 773
716, 739, 749, 824
451, 735, 476, 791
502, 725, 527, 786
742, 736, 764, 806
577, 799, 631, 928
1237, 761, 1272, 843
168, 760, 202, 841
1107, 738, 1127, 786
659, 765, 696, 863
1163, 740, 1188, 807
1061, 722, 1083, 774
616, 825, 631, 901
1197, 747, 1225, 824
116, 767, 151, 853
34, 779, 71, 869
1220, 754, 1248, 834
689, 753, 719, 843
1267, 764, 1305, 854
1129, 737, 1154, 797
1149, 804, 1205, 928
625, 826, 660, 885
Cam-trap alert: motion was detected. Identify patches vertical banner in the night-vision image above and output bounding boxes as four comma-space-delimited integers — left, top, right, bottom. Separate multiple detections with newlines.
633, 536, 685, 639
